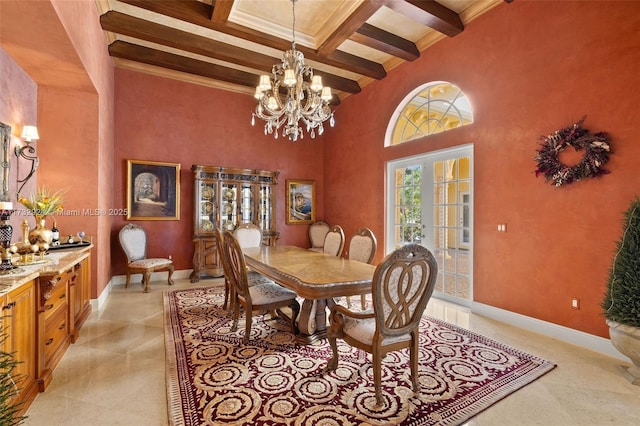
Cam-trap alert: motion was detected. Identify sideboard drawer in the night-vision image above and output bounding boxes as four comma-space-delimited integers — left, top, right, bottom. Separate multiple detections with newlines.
43, 277, 68, 321
43, 307, 68, 362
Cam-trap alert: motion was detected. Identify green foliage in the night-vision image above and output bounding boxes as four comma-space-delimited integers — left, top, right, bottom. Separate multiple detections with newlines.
0, 329, 25, 426
602, 196, 640, 327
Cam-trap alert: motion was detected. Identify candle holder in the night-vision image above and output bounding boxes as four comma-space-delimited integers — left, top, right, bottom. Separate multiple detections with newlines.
0, 209, 16, 273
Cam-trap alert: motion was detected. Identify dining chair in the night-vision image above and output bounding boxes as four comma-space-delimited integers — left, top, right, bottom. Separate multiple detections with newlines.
322, 225, 345, 257
346, 227, 377, 310
234, 223, 263, 248
118, 223, 174, 293
324, 244, 438, 406
216, 226, 271, 312
222, 231, 300, 343
308, 221, 331, 252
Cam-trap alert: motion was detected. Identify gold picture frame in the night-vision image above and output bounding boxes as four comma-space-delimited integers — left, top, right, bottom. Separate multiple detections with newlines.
126, 159, 180, 220
285, 179, 315, 224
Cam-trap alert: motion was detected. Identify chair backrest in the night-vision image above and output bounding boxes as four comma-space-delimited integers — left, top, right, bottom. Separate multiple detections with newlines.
348, 228, 377, 264
234, 223, 263, 248
308, 221, 331, 250
215, 227, 232, 278
222, 230, 251, 303
119, 223, 147, 262
372, 244, 438, 338
323, 225, 345, 257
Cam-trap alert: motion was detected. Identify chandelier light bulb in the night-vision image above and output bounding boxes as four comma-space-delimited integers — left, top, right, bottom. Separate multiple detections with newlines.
267, 96, 278, 110
310, 75, 323, 92
283, 69, 296, 87
321, 87, 332, 101
258, 75, 271, 91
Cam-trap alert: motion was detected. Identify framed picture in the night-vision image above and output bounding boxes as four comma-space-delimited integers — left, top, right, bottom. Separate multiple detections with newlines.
126, 159, 180, 220
285, 179, 315, 224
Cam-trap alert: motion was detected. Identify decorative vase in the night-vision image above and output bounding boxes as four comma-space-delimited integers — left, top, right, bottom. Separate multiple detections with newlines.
28, 215, 53, 246
607, 319, 640, 385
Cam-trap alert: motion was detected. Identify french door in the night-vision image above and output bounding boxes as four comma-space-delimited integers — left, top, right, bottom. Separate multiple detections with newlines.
386, 145, 473, 305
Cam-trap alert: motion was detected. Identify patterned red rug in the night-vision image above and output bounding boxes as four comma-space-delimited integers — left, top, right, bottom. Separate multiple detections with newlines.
164, 286, 555, 425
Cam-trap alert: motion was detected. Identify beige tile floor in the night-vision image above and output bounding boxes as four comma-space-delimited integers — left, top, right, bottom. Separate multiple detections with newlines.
23, 277, 640, 426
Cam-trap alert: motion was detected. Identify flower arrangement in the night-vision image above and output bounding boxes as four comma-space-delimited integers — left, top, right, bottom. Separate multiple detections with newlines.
533, 117, 611, 187
18, 187, 64, 216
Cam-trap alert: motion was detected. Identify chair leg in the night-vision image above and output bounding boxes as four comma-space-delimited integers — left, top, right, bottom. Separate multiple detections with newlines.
360, 294, 367, 310
125, 271, 131, 288
167, 265, 175, 285
143, 271, 151, 292
410, 334, 420, 393
244, 308, 252, 344
373, 352, 383, 406
231, 296, 240, 332
222, 278, 229, 311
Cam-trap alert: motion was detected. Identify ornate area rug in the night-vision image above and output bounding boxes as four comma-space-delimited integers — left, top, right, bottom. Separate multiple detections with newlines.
164, 286, 555, 425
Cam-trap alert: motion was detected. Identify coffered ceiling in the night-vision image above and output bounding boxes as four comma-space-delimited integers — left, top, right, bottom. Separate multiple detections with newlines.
96, 0, 506, 103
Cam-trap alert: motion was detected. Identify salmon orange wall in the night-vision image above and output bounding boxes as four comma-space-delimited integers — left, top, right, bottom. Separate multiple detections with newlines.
322, 1, 640, 338
0, 0, 115, 298
112, 69, 327, 274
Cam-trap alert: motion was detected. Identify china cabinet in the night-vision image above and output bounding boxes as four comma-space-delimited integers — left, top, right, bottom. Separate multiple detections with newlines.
190, 165, 278, 282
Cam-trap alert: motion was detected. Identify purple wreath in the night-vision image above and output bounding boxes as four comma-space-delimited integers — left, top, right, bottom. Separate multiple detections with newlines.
534, 117, 611, 187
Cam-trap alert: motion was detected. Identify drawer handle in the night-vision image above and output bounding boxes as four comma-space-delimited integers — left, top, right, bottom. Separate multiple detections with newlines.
56, 276, 61, 282
46, 338, 54, 346
2, 302, 15, 310
58, 323, 65, 330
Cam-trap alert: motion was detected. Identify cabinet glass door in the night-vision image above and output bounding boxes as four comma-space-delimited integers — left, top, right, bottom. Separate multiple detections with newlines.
220, 183, 238, 231
258, 185, 273, 232
239, 183, 254, 224
198, 183, 216, 234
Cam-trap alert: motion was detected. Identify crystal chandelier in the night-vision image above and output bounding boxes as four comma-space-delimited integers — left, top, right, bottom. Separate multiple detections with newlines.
251, 0, 335, 141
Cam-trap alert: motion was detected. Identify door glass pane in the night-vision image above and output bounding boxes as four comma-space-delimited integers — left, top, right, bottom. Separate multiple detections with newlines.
392, 165, 422, 248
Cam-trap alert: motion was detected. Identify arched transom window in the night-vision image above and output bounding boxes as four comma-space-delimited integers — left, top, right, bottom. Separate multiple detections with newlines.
386, 82, 473, 146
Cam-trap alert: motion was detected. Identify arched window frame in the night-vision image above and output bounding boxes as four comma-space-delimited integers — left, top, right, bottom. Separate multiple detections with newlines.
385, 81, 473, 147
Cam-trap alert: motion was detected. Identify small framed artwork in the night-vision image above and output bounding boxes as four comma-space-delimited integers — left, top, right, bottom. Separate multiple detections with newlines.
285, 179, 315, 224
126, 159, 180, 220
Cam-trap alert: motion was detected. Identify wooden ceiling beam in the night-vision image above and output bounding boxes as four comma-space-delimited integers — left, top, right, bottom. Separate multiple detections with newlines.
118, 0, 386, 80
351, 23, 419, 61
211, 0, 234, 23
100, 11, 361, 94
317, 0, 385, 56
108, 40, 342, 105
386, 0, 464, 37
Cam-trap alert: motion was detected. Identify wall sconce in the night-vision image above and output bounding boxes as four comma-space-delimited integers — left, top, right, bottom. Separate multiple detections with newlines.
15, 125, 40, 197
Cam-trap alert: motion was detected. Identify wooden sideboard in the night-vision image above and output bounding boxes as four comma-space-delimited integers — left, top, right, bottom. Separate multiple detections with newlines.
0, 245, 92, 415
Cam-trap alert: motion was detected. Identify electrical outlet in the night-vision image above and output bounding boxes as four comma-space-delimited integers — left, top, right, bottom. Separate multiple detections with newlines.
571, 298, 580, 310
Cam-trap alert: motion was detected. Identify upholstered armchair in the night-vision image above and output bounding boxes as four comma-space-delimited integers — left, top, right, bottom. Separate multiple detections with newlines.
347, 227, 377, 309
118, 223, 174, 293
308, 221, 330, 252
323, 225, 345, 257
222, 231, 300, 343
325, 244, 438, 406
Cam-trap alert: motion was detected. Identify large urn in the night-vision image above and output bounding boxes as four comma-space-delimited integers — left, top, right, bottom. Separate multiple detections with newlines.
28, 215, 53, 247
607, 319, 640, 385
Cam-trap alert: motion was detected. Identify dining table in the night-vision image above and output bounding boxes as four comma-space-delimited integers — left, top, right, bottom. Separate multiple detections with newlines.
242, 245, 376, 343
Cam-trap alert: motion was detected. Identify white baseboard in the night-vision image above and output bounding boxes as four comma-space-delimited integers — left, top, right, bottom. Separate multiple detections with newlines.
91, 269, 194, 312
471, 301, 627, 362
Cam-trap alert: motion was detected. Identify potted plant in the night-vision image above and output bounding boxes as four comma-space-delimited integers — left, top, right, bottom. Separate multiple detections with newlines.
0, 329, 26, 425
602, 196, 640, 385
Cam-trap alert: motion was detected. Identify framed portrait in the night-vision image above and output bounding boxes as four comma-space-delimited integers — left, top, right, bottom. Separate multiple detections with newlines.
285, 179, 315, 224
126, 159, 180, 220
